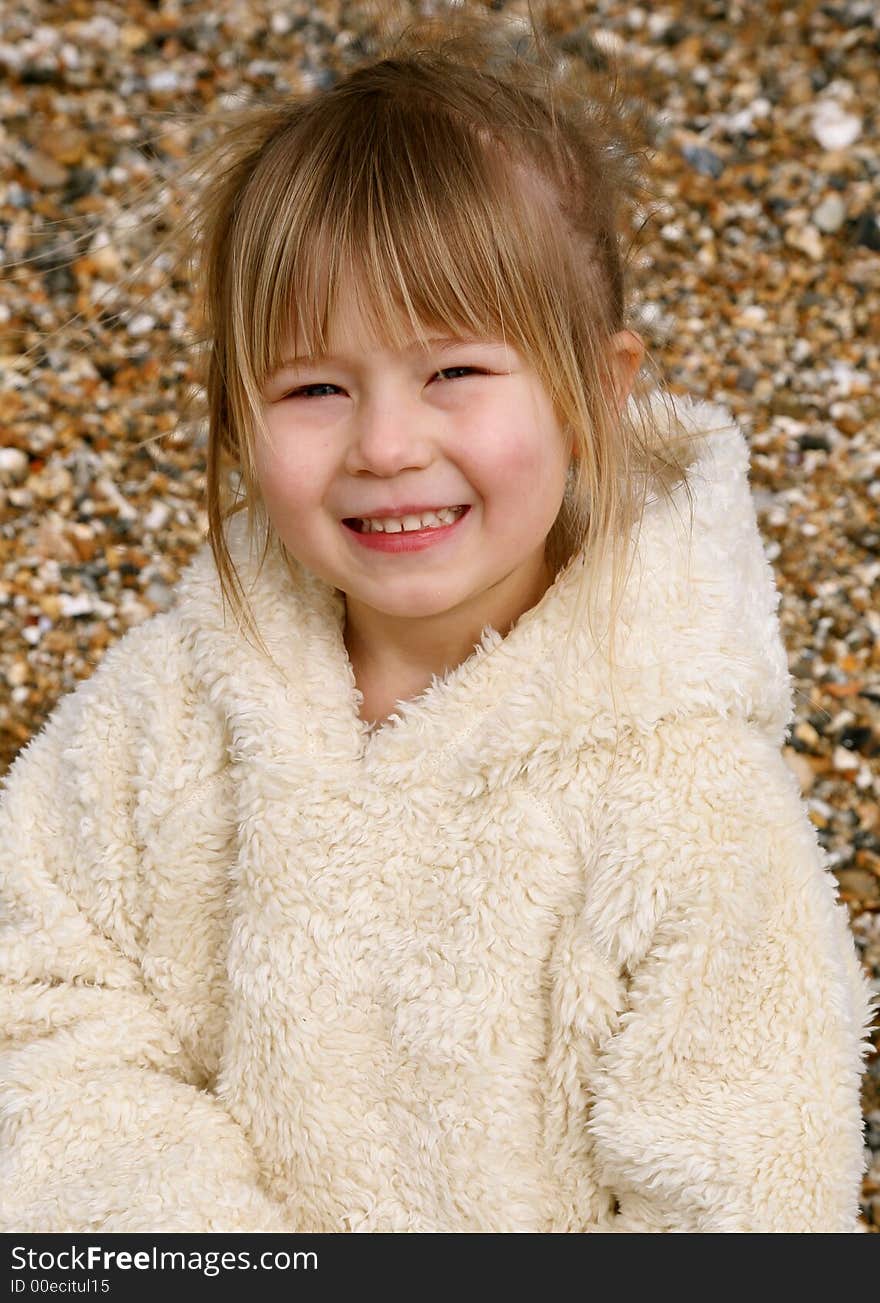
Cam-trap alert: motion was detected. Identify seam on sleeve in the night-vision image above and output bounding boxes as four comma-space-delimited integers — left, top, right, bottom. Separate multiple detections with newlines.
526, 789, 577, 856
164, 767, 230, 823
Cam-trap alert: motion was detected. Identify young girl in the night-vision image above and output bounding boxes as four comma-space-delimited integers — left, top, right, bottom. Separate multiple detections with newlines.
1, 10, 875, 1234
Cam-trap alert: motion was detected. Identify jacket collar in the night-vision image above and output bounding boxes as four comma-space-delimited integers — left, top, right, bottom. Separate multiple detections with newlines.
173, 391, 793, 781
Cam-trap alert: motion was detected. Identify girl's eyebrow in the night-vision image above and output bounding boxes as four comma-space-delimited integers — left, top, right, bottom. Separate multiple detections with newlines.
275, 336, 496, 369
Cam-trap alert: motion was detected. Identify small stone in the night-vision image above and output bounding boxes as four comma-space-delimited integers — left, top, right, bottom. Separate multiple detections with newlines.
126, 313, 156, 337
37, 593, 62, 620
681, 145, 725, 178
147, 69, 180, 93
145, 579, 174, 611
33, 520, 79, 562
809, 798, 834, 830
797, 433, 832, 453
88, 242, 123, 278
23, 149, 69, 189
811, 101, 862, 151
143, 502, 171, 532
42, 127, 88, 167
7, 660, 28, 687
119, 23, 150, 51
58, 592, 95, 618
832, 745, 860, 772
119, 596, 153, 627
0, 448, 29, 481
783, 749, 818, 793
853, 210, 880, 253
838, 724, 876, 756
835, 868, 880, 904
812, 194, 847, 234
29, 465, 74, 501
68, 528, 98, 563
736, 305, 767, 327
62, 165, 98, 204
785, 225, 824, 261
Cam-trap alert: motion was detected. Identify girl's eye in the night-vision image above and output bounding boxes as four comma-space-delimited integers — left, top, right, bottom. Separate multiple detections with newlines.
434, 366, 483, 382
286, 383, 342, 400
283, 368, 483, 400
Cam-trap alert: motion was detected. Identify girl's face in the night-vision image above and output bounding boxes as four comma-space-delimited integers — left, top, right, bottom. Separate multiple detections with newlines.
256, 294, 571, 635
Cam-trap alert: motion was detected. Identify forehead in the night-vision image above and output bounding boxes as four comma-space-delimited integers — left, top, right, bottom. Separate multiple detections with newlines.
280, 287, 505, 366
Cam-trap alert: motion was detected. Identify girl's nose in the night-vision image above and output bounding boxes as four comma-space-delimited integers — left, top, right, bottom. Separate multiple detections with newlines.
344, 399, 435, 477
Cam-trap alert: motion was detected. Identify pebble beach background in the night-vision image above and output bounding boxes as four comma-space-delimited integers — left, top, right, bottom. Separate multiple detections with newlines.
1, 0, 878, 1229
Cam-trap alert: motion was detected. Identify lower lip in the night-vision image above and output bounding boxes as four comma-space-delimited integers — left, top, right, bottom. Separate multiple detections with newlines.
342, 507, 471, 552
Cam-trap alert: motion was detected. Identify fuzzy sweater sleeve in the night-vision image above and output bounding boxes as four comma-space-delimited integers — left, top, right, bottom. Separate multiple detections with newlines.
583, 716, 877, 1234
0, 627, 292, 1233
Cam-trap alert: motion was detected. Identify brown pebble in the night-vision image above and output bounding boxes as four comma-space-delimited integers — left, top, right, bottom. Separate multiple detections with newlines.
23, 149, 69, 189
7, 660, 29, 687
835, 869, 880, 904
34, 521, 80, 563
782, 749, 818, 793
37, 594, 62, 619
855, 850, 880, 877
69, 531, 99, 563
793, 721, 822, 748
42, 127, 89, 167
119, 23, 150, 51
29, 467, 74, 502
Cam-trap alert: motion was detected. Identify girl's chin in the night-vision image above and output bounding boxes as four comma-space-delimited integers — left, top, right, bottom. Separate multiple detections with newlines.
341, 581, 479, 620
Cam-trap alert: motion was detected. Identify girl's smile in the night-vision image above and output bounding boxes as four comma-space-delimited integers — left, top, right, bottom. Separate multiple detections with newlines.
341, 503, 471, 551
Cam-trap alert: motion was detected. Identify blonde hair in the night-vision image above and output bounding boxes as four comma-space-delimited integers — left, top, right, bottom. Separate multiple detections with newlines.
174, 4, 705, 690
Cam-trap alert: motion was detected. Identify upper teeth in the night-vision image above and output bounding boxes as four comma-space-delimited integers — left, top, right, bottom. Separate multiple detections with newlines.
357, 506, 465, 533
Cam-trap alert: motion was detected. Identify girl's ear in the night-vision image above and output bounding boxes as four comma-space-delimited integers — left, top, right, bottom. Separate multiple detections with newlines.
570, 330, 645, 460
604, 330, 645, 412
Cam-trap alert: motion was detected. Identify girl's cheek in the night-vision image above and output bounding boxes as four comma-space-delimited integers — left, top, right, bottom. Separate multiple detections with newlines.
483, 429, 546, 484
257, 425, 323, 484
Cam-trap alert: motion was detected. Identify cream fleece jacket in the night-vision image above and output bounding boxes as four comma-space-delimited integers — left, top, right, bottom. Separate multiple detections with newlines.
0, 392, 876, 1233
